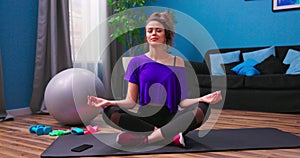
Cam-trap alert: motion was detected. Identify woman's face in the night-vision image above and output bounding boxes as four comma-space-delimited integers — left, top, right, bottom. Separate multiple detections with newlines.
146, 20, 166, 46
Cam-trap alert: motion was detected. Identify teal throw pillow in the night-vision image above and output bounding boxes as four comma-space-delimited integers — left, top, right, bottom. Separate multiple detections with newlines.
209, 50, 240, 76
231, 59, 260, 76
242, 46, 275, 63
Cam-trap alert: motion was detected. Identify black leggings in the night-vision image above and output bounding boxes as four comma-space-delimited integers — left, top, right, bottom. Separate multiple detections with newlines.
103, 102, 209, 139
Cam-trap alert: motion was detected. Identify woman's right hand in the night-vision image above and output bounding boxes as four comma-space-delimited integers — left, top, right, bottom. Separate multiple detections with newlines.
199, 90, 222, 104
87, 96, 111, 109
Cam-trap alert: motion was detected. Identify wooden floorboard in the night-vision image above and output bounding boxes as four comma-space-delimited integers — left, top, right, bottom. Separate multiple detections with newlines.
0, 109, 299, 158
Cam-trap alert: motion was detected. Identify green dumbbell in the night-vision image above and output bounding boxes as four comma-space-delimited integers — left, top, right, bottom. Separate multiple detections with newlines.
49, 129, 71, 136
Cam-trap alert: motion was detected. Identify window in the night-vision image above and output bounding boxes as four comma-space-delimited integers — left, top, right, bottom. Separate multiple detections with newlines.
69, 0, 108, 77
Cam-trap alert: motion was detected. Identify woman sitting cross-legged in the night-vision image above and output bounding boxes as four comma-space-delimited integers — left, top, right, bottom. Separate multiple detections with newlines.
87, 11, 222, 147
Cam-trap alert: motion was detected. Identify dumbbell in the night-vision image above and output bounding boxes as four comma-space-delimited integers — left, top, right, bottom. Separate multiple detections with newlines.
49, 129, 71, 136
84, 125, 99, 134
29, 124, 52, 135
71, 127, 84, 135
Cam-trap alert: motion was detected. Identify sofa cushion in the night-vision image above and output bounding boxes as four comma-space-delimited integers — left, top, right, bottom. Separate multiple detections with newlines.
283, 49, 300, 64
244, 74, 300, 89
254, 55, 289, 74
209, 50, 240, 76
231, 59, 260, 76
197, 74, 244, 89
242, 46, 276, 63
283, 49, 300, 75
286, 61, 300, 75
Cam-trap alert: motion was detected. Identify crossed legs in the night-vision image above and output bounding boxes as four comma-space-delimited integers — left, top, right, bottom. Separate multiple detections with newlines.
103, 102, 209, 146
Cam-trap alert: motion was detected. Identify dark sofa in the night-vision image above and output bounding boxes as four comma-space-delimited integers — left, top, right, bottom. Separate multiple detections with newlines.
187, 45, 300, 113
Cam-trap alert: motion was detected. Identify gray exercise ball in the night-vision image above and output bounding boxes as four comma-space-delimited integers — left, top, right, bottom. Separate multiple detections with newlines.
44, 68, 104, 125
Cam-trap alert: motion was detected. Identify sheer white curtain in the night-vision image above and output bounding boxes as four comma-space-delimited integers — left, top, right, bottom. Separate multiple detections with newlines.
69, 0, 109, 78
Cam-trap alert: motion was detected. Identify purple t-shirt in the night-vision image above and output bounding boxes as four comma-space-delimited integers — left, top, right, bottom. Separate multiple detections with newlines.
124, 54, 188, 113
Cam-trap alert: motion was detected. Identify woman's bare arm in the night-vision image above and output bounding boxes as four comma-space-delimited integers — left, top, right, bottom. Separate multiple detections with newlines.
87, 82, 138, 109
179, 90, 222, 108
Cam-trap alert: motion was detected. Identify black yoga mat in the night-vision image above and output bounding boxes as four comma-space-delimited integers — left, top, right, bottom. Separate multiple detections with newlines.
41, 128, 300, 157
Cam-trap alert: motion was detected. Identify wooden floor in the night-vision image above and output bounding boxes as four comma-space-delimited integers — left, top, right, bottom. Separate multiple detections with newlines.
0, 109, 299, 158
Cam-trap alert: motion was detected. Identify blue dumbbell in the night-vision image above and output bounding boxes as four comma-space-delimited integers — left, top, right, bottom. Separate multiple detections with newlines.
29, 124, 44, 135
71, 127, 84, 135
43, 126, 53, 135
29, 124, 52, 135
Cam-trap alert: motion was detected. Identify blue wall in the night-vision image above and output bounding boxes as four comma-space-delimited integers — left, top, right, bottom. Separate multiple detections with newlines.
1, 0, 300, 110
0, 0, 38, 110
148, 0, 300, 61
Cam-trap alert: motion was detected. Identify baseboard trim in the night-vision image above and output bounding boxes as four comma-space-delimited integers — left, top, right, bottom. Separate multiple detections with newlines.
7, 107, 32, 116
